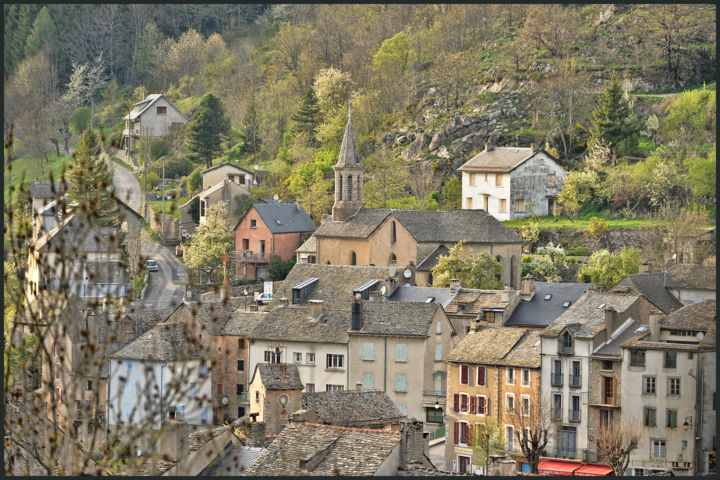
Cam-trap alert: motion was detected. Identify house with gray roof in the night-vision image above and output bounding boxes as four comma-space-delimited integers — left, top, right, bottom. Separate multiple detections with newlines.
301, 390, 405, 428
458, 145, 566, 220
505, 279, 593, 328
121, 93, 186, 152
248, 363, 304, 435
611, 272, 684, 314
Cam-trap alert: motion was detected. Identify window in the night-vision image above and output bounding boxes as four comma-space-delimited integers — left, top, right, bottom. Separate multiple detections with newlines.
55, 363, 61, 380
666, 409, 677, 428
664, 351, 677, 369
553, 394, 562, 420
507, 367, 515, 385
460, 393, 469, 412
124, 406, 131, 421
427, 407, 444, 424
652, 439, 666, 458
395, 374, 407, 392
506, 394, 515, 413
363, 342, 374, 360
326, 354, 344, 369
126, 361, 132, 374
600, 409, 613, 429
350, 251, 357, 265
570, 396, 580, 421
237, 339, 243, 349
477, 396, 487, 415
522, 396, 530, 415
483, 195, 489, 211
347, 175, 353, 201
547, 173, 556, 187
522, 368, 530, 386
86, 380, 93, 391
506, 426, 514, 451
397, 405, 406, 415
644, 376, 656, 395
396, 343, 407, 362
326, 384, 344, 392
294, 352, 303, 363
156, 106, 167, 114
391, 221, 397, 243
454, 421, 470, 446
469, 173, 476, 186
552, 360, 562, 386
630, 350, 645, 366
124, 377, 132, 393
264, 350, 281, 364
460, 365, 469, 385
436, 321, 442, 335
199, 363, 208, 377
190, 383, 197, 396
458, 454, 471, 473
338, 175, 343, 200
237, 360, 244, 372
570, 361, 581, 387
216, 383, 223, 395
255, 391, 260, 402
561, 332, 573, 353
307, 353, 316, 364
644, 407, 657, 427
499, 199, 507, 212
363, 373, 374, 390
515, 199, 525, 212
236, 384, 243, 395
200, 199, 206, 217
477, 366, 486, 386
602, 360, 613, 371
435, 344, 442, 361
306, 383, 315, 393
496, 174, 503, 187
603, 377, 615, 405
250, 219, 256, 228
668, 378, 680, 396
242, 239, 249, 250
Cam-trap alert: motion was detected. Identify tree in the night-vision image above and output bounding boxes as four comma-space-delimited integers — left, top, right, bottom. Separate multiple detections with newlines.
65, 128, 120, 227
290, 89, 321, 143
295, 170, 333, 224
183, 201, 233, 278
186, 166, 203, 193
84, 54, 108, 131
237, 92, 262, 162
521, 4, 580, 59
431, 241, 503, 289
578, 247, 641, 289
430, 51, 471, 108
410, 165, 437, 211
589, 76, 642, 158
123, 224, 151, 300
469, 418, 505, 475
518, 221, 540, 253
658, 87, 715, 148
596, 419, 640, 475
588, 217, 608, 240
507, 396, 551, 474
163, 28, 206, 95
687, 152, 715, 201
441, 177, 462, 210
363, 148, 410, 208
557, 169, 598, 219
186, 93, 232, 168
24, 6, 55, 59
268, 255, 296, 281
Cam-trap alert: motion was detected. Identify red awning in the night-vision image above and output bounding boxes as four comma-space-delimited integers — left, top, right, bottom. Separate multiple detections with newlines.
537, 460, 583, 476
574, 464, 614, 476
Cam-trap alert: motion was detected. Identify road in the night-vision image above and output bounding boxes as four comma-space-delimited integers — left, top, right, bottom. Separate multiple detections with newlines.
111, 161, 187, 310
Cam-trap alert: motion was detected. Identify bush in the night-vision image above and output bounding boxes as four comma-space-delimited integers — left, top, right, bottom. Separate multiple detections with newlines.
70, 106, 91, 134
186, 166, 203, 193
521, 255, 533, 264
588, 216, 608, 240
109, 132, 123, 149
144, 171, 160, 189
155, 156, 194, 179
138, 138, 172, 163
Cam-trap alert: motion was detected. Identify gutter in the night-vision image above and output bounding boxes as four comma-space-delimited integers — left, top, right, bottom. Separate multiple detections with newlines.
159, 362, 166, 430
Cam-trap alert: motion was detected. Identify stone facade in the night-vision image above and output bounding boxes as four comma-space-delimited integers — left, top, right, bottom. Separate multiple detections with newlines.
210, 335, 250, 423
248, 364, 303, 435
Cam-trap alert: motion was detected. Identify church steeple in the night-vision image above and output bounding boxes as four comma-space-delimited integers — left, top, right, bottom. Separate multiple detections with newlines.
332, 104, 364, 221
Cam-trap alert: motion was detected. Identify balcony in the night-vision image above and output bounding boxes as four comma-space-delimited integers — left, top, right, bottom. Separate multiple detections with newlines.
231, 251, 271, 264
569, 409, 581, 422
423, 390, 446, 397
551, 373, 563, 386
237, 391, 249, 403
570, 375, 582, 388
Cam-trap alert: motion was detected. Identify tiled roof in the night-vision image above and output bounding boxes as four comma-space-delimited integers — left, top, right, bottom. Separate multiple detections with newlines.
392, 209, 522, 244
387, 284, 457, 309
541, 292, 642, 338
248, 305, 349, 344
221, 311, 267, 336
416, 245, 450, 271
593, 320, 645, 357
505, 282, 593, 327
621, 332, 704, 351
295, 234, 317, 253
29, 180, 66, 198
301, 391, 404, 427
660, 299, 715, 331
244, 422, 401, 476
167, 300, 236, 336
458, 147, 549, 173
666, 264, 716, 291
109, 321, 204, 361
85, 260, 125, 284
78, 227, 120, 253
349, 301, 442, 337
204, 445, 265, 476
201, 161, 252, 176
611, 273, 683, 314
247, 203, 316, 234
252, 363, 304, 390
445, 289, 508, 315
447, 328, 540, 368
313, 208, 391, 238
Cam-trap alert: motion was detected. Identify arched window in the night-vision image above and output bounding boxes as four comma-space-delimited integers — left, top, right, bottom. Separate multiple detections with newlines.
510, 256, 517, 289
326, 261, 331, 265
561, 331, 573, 353
347, 175, 353, 201
495, 255, 503, 281
338, 175, 343, 201
391, 221, 397, 243
350, 251, 357, 265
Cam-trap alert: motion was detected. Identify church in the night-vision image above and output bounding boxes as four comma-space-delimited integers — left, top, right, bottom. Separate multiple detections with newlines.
297, 109, 524, 289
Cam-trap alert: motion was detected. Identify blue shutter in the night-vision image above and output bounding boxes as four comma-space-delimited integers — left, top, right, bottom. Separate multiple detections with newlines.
396, 374, 407, 392
363, 342, 374, 360
435, 344, 442, 361
201, 407, 209, 424
123, 405, 131, 421
398, 405, 406, 415
363, 373, 374, 390
177, 405, 184, 419
396, 343, 407, 362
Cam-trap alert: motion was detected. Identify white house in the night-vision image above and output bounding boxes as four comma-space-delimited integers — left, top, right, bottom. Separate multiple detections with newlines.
121, 94, 186, 152
458, 145, 566, 220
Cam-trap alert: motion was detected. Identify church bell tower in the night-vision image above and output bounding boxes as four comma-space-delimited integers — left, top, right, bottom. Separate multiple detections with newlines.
332, 105, 364, 222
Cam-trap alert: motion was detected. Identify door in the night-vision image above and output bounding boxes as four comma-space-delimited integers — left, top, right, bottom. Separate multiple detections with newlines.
557, 427, 576, 458
548, 198, 554, 216
458, 455, 471, 473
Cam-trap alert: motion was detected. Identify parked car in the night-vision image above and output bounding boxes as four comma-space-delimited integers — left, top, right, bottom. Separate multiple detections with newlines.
255, 292, 274, 305
146, 259, 159, 272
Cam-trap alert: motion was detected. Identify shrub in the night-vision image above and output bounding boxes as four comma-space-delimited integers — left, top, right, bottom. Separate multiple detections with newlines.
588, 216, 608, 240
70, 106, 91, 134
186, 166, 203, 193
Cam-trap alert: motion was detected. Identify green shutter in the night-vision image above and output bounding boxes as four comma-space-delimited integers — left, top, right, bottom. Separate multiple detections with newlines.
396, 343, 407, 362
363, 342, 374, 360
363, 372, 374, 390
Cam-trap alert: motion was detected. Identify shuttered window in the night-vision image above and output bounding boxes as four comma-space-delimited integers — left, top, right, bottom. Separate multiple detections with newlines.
363, 342, 374, 360
396, 343, 407, 362
470, 396, 476, 414
395, 374, 407, 392
363, 373, 374, 390
435, 344, 442, 361
477, 396, 486, 415
460, 365, 469, 384
477, 366, 486, 386
453, 394, 460, 412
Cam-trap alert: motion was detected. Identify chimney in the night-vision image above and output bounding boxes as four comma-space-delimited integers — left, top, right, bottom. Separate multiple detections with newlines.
521, 274, 535, 297
649, 310, 663, 341
161, 419, 189, 463
449, 279, 460, 294
351, 298, 363, 330
289, 409, 319, 424
530, 143, 535, 151
399, 420, 429, 469
604, 307, 617, 341
309, 299, 323, 317
639, 263, 650, 274
247, 420, 267, 448
500, 286, 512, 303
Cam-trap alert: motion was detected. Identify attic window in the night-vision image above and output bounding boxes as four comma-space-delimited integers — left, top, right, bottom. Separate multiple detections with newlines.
597, 304, 606, 309
458, 304, 466, 311
156, 106, 166, 114
544, 294, 552, 301
353, 279, 381, 300
425, 297, 435, 303
562, 301, 570, 308
292, 277, 319, 304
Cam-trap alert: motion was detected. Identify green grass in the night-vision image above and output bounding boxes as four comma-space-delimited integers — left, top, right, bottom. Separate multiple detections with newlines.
111, 156, 133, 170
148, 195, 190, 220
4, 148, 73, 204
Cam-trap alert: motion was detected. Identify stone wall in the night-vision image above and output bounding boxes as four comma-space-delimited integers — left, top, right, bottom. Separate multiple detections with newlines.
148, 203, 180, 245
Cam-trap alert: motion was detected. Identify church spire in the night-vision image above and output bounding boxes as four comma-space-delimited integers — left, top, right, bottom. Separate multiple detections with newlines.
335, 102, 361, 167
332, 102, 364, 222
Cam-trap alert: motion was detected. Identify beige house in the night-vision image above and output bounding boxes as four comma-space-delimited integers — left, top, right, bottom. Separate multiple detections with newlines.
122, 94, 186, 152
347, 300, 455, 432
201, 162, 254, 191
248, 363, 303, 435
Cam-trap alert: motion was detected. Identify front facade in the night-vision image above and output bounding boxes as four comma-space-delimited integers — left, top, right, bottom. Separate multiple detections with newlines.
197, 180, 249, 224
458, 146, 566, 220
248, 363, 303, 435
201, 162, 254, 191
122, 94, 186, 151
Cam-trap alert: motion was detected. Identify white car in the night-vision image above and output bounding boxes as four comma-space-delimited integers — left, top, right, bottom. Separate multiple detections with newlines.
255, 293, 274, 305
146, 259, 159, 272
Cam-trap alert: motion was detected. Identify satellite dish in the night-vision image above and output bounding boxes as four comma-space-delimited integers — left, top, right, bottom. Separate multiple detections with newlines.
697, 332, 704, 340
380, 286, 387, 296
403, 269, 412, 279
273, 194, 279, 202
254, 164, 259, 171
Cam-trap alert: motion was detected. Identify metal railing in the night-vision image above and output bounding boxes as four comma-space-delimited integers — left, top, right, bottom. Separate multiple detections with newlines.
569, 409, 581, 422
551, 373, 563, 386
423, 390, 446, 397
570, 375, 582, 387
237, 391, 249, 402
230, 251, 271, 264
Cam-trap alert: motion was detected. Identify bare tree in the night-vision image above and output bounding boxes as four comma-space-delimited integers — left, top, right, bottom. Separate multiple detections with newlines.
410, 164, 437, 211
507, 395, 551, 474
596, 419, 640, 475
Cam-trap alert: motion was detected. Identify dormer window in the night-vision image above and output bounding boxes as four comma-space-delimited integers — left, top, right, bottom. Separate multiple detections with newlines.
560, 331, 573, 354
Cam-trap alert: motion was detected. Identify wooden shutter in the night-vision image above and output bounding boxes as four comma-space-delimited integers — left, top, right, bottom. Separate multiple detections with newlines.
461, 365, 468, 384
487, 398, 491, 416
326, 354, 330, 369
470, 396, 476, 414
477, 396, 485, 415
454, 393, 460, 412
478, 366, 485, 385
454, 421, 459, 444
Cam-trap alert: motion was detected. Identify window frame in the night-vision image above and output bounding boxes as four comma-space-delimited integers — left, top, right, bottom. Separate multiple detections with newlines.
460, 364, 469, 385
521, 368, 530, 386
666, 409, 677, 428
644, 376, 656, 395
652, 439, 666, 459
294, 352, 303, 363
644, 407, 657, 427
521, 395, 530, 416
506, 393, 516, 413
307, 352, 316, 364
363, 342, 375, 360
396, 343, 407, 362
477, 366, 486, 386
630, 350, 646, 367
237, 359, 244, 372
476, 395, 487, 416
506, 367, 515, 385
363, 372, 374, 390
668, 377, 681, 396
326, 354, 344, 369
664, 351, 677, 369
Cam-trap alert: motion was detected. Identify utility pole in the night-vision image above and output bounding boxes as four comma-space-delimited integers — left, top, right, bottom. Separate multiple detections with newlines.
160, 155, 168, 245
143, 127, 149, 219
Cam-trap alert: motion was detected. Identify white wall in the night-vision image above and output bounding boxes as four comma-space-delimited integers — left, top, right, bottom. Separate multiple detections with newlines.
667, 288, 715, 306
137, 97, 186, 137
700, 349, 716, 474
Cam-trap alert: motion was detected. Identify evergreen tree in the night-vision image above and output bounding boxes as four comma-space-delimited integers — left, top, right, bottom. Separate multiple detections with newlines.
66, 129, 120, 227
186, 93, 231, 168
590, 76, 642, 158
290, 89, 321, 143
24, 6, 55, 59
238, 93, 262, 161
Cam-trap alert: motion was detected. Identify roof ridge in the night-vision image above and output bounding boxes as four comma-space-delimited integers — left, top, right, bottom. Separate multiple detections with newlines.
301, 421, 400, 435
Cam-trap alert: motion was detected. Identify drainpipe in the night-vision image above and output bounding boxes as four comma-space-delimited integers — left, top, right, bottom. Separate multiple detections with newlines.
160, 362, 166, 430
346, 342, 349, 390
384, 337, 387, 392
691, 355, 701, 474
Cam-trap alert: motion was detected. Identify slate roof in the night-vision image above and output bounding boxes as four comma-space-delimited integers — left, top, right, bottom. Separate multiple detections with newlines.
244, 422, 401, 476
276, 263, 391, 310
349, 301, 443, 337
593, 320, 645, 357
445, 289, 508, 315
459, 147, 558, 173
447, 328, 540, 368
79, 227, 119, 253
204, 445, 265, 476
335, 109, 362, 167
541, 292, 642, 338
666, 264, 716, 291
109, 321, 204, 361
387, 284, 457, 309
241, 203, 316, 234
295, 234, 317, 254
201, 161, 252, 176
221, 311, 267, 337
392, 209, 522, 244
249, 305, 350, 343
505, 282, 593, 327
123, 93, 184, 121
611, 273, 683, 314
416, 245, 450, 271
29, 180, 66, 199
301, 391, 404, 427
166, 300, 237, 336
85, 260, 125, 284
660, 299, 715, 332
621, 331, 705, 352
252, 363, 304, 390
313, 208, 391, 238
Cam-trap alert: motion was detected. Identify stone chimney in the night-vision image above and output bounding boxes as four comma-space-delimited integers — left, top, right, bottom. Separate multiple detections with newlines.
309, 299, 324, 317
247, 420, 267, 448
521, 274, 535, 298
604, 307, 617, 341
530, 143, 535, 151
649, 310, 663, 341
484, 143, 489, 152
161, 419, 189, 463
399, 420, 430, 469
289, 409, 319, 424
351, 298, 363, 330
449, 279, 460, 294
500, 286, 512, 303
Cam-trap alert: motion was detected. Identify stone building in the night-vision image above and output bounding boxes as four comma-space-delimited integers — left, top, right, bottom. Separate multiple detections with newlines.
121, 94, 186, 152
301, 390, 405, 428
458, 145, 566, 220
248, 363, 303, 435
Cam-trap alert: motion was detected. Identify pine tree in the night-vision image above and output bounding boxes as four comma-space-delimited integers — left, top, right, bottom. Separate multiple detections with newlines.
590, 76, 642, 158
24, 6, 55, 59
66, 129, 120, 227
186, 93, 232, 168
290, 89, 321, 143
238, 93, 262, 161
